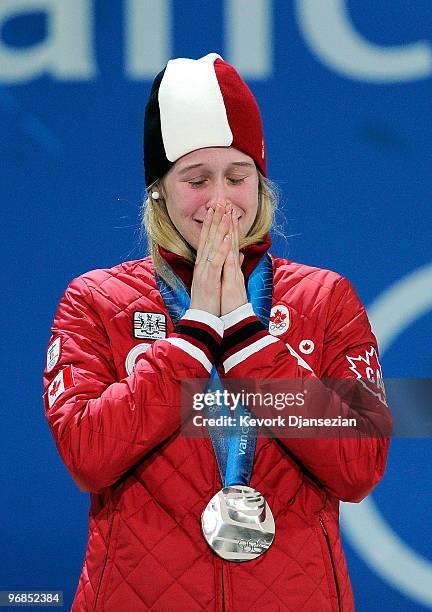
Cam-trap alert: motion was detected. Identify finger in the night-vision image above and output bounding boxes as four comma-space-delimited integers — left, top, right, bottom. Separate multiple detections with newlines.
227, 209, 240, 273
222, 216, 238, 274
233, 209, 240, 255
228, 209, 237, 265
205, 201, 226, 252
196, 207, 214, 263
212, 211, 231, 254
223, 246, 236, 275
206, 213, 231, 268
217, 232, 233, 266
197, 202, 225, 265
231, 209, 239, 260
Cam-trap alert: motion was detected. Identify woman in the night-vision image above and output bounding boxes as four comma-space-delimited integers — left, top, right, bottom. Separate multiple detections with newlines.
43, 53, 392, 611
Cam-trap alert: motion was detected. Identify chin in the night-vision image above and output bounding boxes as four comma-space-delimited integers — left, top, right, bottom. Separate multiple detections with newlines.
184, 234, 199, 251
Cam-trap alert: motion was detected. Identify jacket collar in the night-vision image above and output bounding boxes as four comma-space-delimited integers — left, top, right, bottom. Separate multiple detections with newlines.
158, 233, 272, 291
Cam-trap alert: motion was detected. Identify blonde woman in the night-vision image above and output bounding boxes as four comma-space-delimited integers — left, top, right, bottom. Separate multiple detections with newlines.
43, 53, 391, 611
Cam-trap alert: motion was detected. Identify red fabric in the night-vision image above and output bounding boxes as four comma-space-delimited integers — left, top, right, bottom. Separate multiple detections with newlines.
214, 58, 267, 176
43, 249, 391, 612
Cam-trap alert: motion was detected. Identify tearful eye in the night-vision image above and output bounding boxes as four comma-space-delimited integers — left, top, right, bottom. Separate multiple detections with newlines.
188, 179, 206, 187
228, 177, 246, 185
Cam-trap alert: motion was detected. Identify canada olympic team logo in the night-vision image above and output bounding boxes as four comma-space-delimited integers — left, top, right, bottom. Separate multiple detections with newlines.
269, 304, 290, 336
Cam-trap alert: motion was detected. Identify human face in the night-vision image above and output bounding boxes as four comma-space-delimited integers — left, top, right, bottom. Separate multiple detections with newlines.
162, 147, 259, 250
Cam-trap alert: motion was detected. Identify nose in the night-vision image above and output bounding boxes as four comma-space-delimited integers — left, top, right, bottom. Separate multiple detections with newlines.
206, 178, 231, 210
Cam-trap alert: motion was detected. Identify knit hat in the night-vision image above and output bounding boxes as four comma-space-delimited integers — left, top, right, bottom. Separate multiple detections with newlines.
144, 53, 266, 187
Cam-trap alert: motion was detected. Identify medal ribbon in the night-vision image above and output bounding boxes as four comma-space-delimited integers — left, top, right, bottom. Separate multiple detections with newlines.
155, 253, 273, 488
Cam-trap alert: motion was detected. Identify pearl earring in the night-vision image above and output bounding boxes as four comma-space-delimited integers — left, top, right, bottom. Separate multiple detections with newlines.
151, 191, 160, 200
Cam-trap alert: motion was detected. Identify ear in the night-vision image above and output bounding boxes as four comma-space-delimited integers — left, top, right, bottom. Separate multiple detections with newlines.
157, 180, 167, 200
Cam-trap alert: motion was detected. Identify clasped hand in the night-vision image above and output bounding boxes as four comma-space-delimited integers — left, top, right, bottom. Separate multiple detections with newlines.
190, 202, 247, 317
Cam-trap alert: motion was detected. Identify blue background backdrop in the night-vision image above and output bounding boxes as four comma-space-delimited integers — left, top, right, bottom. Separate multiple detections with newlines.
1, 1, 431, 609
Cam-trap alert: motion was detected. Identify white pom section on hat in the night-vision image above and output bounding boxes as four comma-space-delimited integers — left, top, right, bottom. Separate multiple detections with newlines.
158, 53, 233, 163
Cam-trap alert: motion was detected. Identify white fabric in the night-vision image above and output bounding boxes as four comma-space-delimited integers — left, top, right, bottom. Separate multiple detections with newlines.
182, 308, 224, 338
158, 53, 233, 162
285, 342, 314, 372
221, 302, 254, 330
165, 337, 213, 373
223, 334, 279, 373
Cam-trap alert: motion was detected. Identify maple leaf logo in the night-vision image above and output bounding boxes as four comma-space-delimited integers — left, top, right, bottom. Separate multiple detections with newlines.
50, 379, 61, 397
270, 309, 286, 325
346, 346, 387, 405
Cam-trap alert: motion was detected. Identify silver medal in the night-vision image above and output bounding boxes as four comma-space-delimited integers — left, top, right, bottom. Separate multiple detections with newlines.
201, 484, 275, 562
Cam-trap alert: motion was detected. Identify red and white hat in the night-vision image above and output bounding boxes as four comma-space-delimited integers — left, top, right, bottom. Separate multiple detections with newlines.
144, 53, 266, 187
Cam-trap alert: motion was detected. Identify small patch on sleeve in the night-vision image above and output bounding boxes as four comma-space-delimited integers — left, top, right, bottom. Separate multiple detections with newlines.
47, 365, 75, 409
346, 346, 387, 405
46, 336, 61, 372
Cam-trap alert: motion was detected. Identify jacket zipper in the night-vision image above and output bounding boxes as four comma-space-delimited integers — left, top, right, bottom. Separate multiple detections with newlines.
319, 516, 341, 612
93, 510, 116, 612
93, 550, 109, 612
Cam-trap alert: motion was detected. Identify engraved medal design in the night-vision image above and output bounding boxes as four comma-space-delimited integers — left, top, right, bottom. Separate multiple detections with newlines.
202, 484, 275, 561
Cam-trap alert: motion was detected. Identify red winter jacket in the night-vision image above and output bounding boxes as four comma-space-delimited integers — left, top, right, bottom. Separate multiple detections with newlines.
43, 240, 392, 611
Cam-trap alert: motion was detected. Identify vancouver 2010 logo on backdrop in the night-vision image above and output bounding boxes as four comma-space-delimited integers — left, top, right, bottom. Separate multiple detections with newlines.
1, 1, 431, 84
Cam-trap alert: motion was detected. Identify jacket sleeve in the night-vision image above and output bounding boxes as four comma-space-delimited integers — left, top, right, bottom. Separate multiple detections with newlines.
43, 276, 223, 494
219, 277, 393, 503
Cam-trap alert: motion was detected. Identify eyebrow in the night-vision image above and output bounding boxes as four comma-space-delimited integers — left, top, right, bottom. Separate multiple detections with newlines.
177, 161, 255, 175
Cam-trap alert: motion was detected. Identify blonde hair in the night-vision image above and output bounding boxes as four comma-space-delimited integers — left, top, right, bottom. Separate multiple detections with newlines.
140, 170, 278, 288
